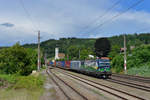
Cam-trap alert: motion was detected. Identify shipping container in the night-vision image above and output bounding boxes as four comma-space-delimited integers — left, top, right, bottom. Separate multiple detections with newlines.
50, 61, 53, 65
70, 61, 81, 70
65, 61, 71, 68
61, 61, 65, 67
56, 61, 62, 67
54, 61, 56, 67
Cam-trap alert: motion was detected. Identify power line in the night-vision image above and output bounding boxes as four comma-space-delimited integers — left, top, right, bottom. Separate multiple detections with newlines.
86, 0, 144, 34
79, 0, 123, 34
19, 0, 41, 71
18, 0, 39, 31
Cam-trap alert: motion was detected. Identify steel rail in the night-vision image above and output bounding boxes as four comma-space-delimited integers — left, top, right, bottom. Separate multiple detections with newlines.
55, 69, 145, 100
106, 78, 150, 92
49, 69, 88, 100
46, 69, 71, 100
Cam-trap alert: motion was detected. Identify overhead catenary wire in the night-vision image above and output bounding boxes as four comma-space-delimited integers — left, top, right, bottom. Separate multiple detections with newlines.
79, 0, 123, 34
85, 0, 144, 34
18, 0, 39, 31
18, 0, 41, 70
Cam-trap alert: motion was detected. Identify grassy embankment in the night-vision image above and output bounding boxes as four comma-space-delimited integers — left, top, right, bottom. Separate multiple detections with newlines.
0, 73, 45, 100
127, 65, 150, 77
111, 64, 150, 77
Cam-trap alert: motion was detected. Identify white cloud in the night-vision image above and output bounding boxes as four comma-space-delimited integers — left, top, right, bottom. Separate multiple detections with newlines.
0, 0, 150, 46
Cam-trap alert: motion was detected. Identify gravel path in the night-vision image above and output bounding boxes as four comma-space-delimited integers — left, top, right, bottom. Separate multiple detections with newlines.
40, 69, 66, 100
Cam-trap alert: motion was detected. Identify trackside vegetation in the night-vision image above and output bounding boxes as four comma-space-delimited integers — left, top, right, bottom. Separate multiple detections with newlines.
0, 74, 45, 100
0, 74, 44, 90
0, 43, 45, 100
110, 44, 150, 76
0, 43, 37, 75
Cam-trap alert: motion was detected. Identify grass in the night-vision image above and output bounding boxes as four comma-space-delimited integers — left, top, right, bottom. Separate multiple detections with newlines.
0, 74, 16, 84
127, 65, 150, 77
0, 74, 17, 88
0, 73, 45, 100
13, 75, 44, 90
0, 88, 43, 100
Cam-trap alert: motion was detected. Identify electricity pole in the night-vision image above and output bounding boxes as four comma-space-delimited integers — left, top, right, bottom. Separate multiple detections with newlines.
79, 49, 80, 59
44, 53, 47, 66
124, 34, 127, 74
37, 31, 41, 71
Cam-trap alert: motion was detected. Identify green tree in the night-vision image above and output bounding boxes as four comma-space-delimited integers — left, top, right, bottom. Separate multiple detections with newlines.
95, 38, 111, 57
111, 44, 150, 73
109, 45, 121, 58
67, 45, 79, 60
0, 43, 37, 75
127, 44, 150, 68
80, 48, 94, 60
111, 54, 124, 73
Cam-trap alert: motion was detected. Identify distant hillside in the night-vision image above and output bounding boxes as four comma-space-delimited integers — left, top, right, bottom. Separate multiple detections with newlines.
0, 47, 8, 50
22, 33, 150, 58
23, 37, 96, 58
109, 33, 150, 47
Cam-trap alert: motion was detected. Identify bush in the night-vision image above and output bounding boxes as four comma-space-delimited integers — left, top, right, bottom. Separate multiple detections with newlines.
111, 44, 150, 73
111, 54, 124, 73
127, 65, 150, 77
0, 74, 17, 84
127, 45, 150, 68
13, 75, 44, 90
0, 43, 37, 75
0, 74, 17, 88
0, 81, 3, 86
0, 74, 45, 90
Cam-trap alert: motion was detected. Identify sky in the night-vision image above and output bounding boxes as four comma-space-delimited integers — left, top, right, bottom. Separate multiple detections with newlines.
0, 0, 150, 46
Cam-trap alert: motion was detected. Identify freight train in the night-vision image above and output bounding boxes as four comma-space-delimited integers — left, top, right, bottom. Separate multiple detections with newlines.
49, 58, 111, 78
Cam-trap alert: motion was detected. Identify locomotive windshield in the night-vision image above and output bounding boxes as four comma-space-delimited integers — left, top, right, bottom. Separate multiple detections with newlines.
97, 59, 110, 67
99, 63, 110, 66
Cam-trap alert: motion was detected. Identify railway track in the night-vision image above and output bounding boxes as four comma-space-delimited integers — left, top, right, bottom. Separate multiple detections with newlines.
106, 78, 150, 92
46, 69, 70, 100
54, 68, 146, 100
55, 66, 150, 92
46, 68, 88, 100
112, 73, 150, 83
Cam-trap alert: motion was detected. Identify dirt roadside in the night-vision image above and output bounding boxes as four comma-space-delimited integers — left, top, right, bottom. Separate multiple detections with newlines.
40, 69, 66, 100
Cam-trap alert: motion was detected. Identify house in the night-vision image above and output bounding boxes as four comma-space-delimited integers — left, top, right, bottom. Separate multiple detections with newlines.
130, 46, 135, 50
58, 53, 65, 59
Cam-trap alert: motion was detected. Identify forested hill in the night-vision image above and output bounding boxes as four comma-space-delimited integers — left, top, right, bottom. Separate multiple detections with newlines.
110, 33, 150, 47
23, 38, 96, 58
23, 33, 150, 58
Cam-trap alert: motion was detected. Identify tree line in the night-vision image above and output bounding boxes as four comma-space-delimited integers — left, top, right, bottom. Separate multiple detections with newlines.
0, 43, 43, 75
1, 33, 150, 74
